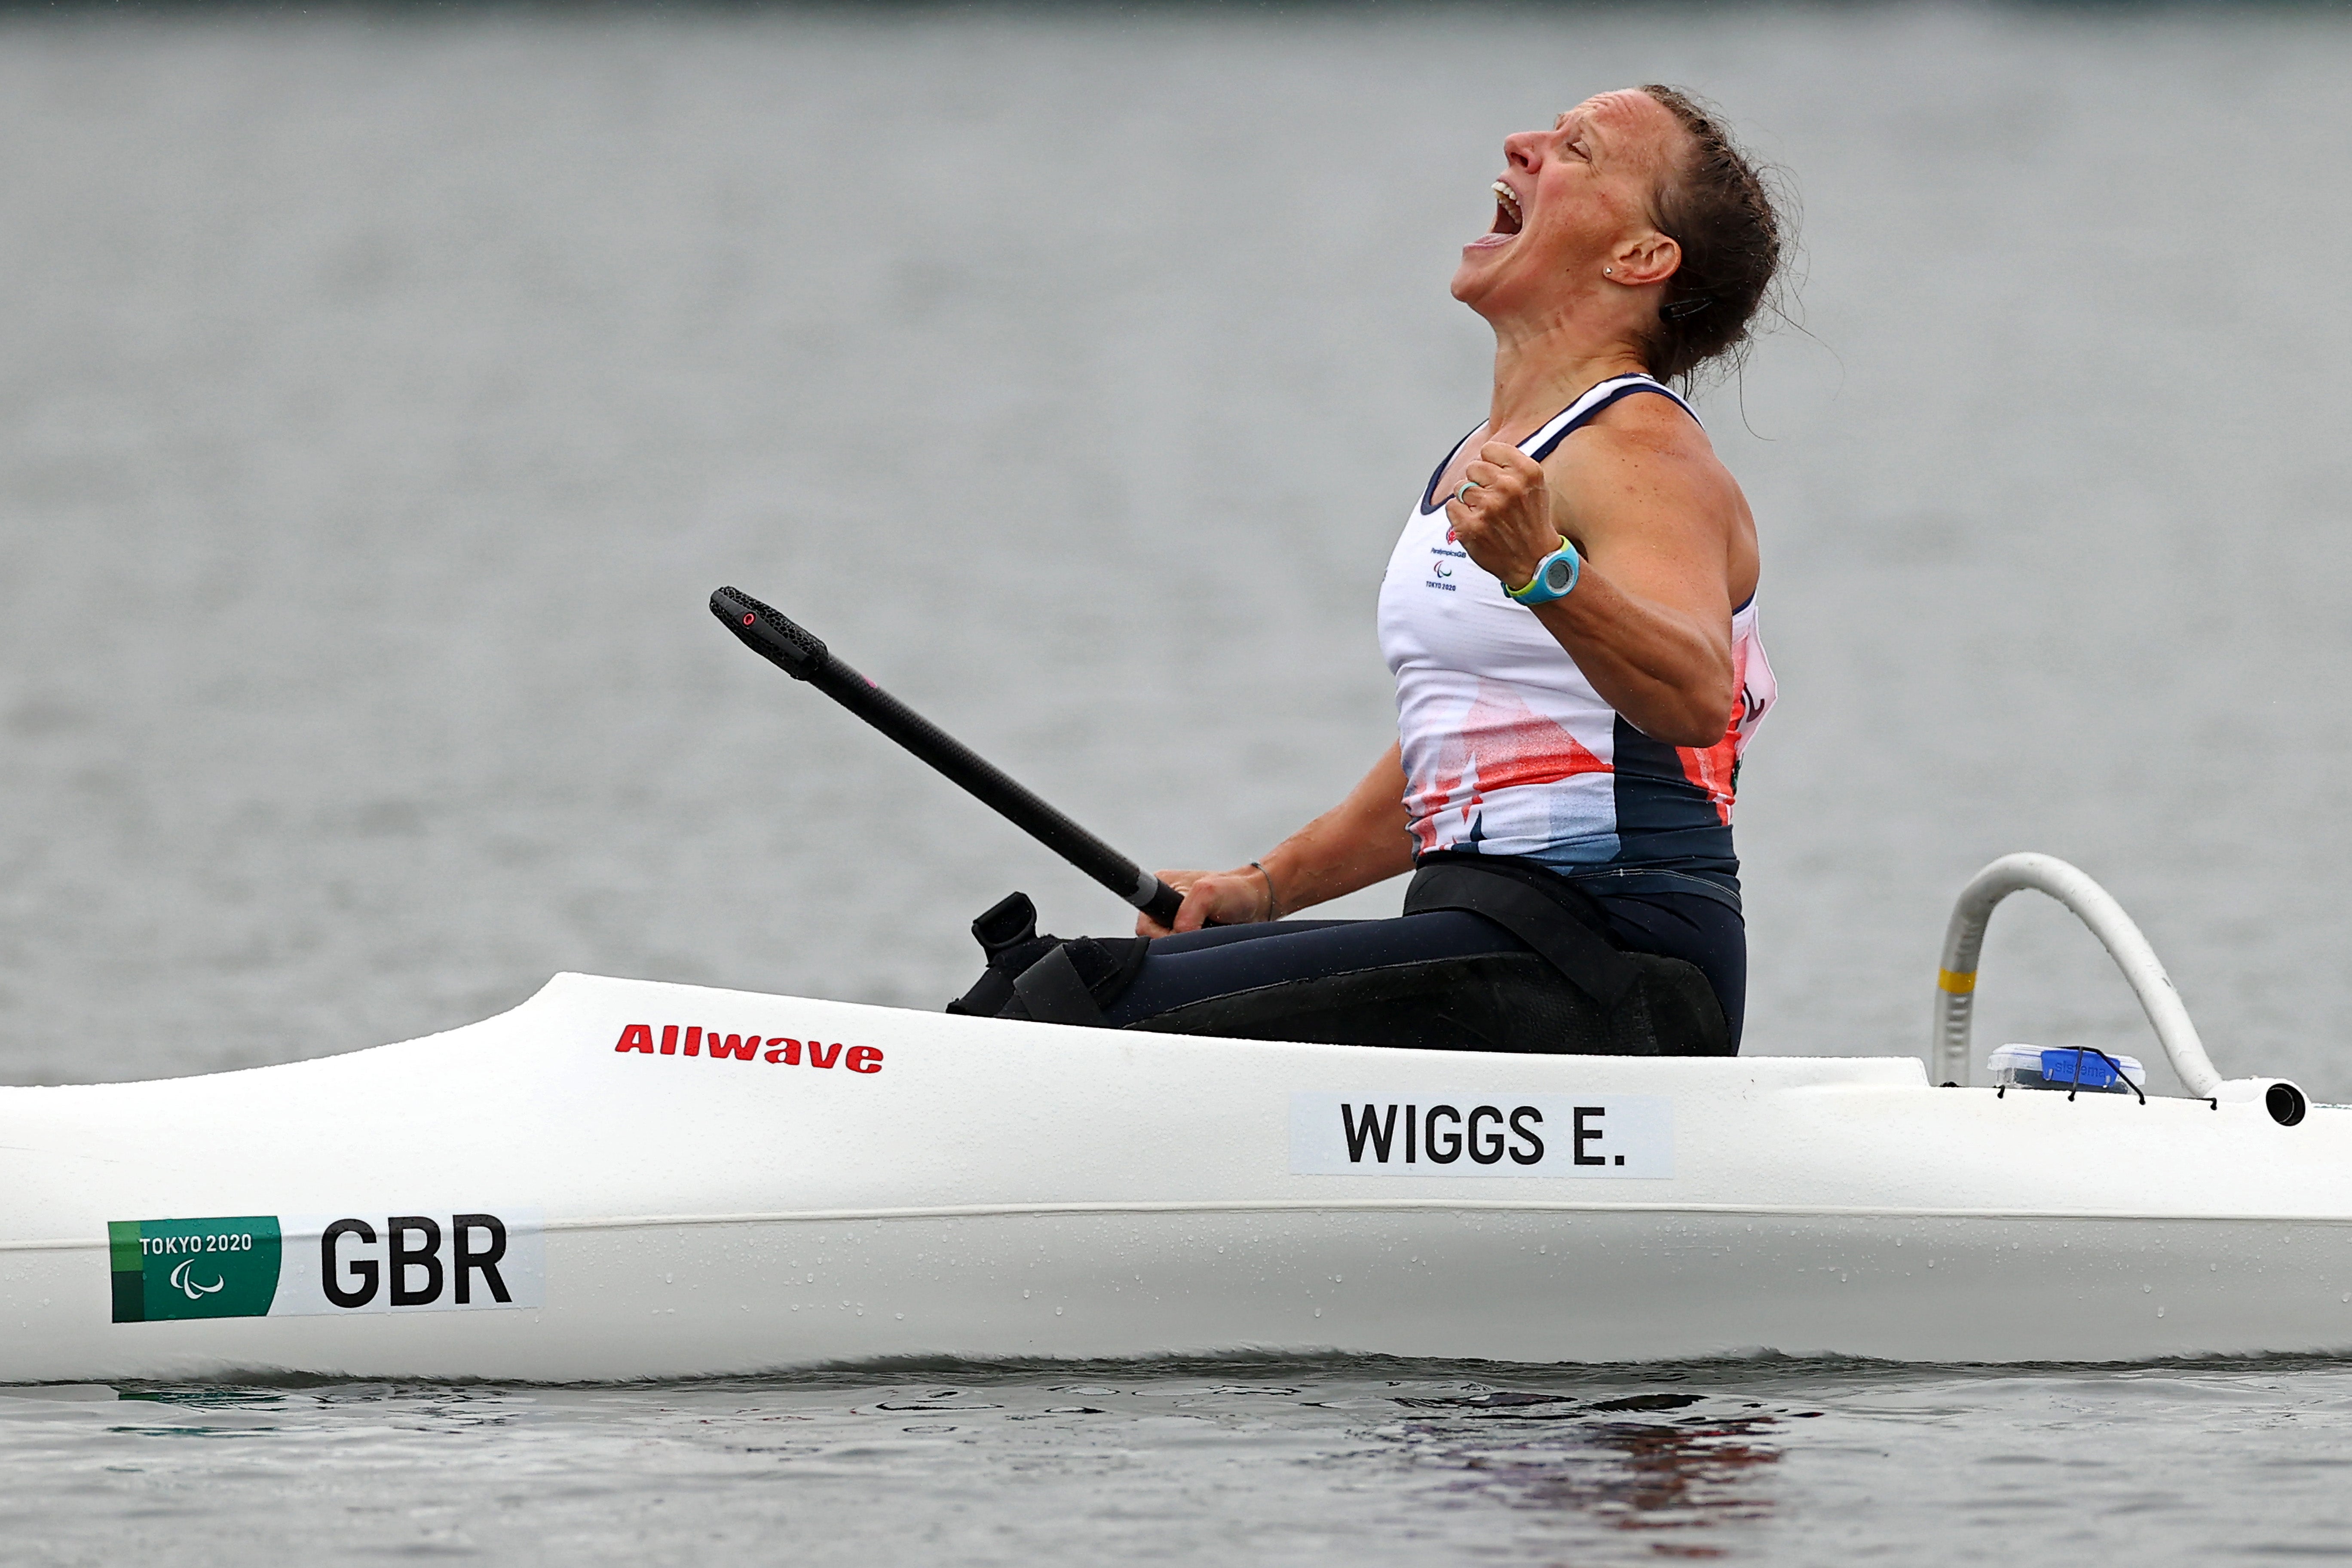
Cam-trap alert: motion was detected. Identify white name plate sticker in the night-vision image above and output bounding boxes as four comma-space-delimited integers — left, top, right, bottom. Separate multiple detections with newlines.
273, 1210, 547, 1316
1289, 1094, 1671, 1179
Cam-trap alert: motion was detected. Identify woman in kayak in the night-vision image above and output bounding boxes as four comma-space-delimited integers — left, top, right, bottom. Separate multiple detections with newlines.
962, 86, 1785, 1055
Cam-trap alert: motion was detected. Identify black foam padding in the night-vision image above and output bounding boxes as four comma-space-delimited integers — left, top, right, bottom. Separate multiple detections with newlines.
1124, 950, 1729, 1056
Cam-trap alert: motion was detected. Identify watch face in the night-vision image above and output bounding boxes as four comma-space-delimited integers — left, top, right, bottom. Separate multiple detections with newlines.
1544, 557, 1574, 592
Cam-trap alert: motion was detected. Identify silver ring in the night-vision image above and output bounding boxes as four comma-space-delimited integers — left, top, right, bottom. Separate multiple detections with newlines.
1452, 479, 1482, 504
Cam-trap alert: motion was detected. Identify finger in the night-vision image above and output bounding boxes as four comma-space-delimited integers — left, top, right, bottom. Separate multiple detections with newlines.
1467, 453, 1536, 493
1489, 442, 1545, 482
1447, 503, 1500, 543
1172, 877, 1222, 935
1462, 469, 1531, 511
1141, 869, 1206, 937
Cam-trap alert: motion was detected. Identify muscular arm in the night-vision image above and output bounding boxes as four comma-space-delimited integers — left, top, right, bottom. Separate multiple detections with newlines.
1140, 741, 1415, 936
1446, 398, 1752, 747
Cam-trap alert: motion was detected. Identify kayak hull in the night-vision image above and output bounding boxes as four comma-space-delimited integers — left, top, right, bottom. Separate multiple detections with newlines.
4, 973, 2349, 1379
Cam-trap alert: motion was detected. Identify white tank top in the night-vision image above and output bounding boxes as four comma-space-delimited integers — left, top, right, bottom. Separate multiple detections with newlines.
1376, 375, 1776, 879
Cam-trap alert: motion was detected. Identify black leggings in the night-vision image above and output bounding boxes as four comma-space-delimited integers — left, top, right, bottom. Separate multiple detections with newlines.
1102, 880, 1747, 1050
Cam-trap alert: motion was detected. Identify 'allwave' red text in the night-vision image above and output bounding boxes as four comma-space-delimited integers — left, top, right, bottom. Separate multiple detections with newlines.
612, 1025, 882, 1073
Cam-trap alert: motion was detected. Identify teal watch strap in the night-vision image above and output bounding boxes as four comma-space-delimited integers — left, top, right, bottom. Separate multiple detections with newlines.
1506, 537, 1581, 606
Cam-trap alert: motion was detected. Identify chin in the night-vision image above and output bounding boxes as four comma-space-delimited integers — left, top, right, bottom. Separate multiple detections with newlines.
1449, 276, 1509, 325
1449, 260, 1495, 311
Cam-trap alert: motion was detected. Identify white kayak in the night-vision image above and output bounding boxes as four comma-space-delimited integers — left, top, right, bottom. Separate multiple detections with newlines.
2, 853, 2344, 1381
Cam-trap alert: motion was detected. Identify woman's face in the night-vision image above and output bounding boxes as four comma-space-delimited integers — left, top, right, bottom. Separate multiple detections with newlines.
1451, 89, 1683, 325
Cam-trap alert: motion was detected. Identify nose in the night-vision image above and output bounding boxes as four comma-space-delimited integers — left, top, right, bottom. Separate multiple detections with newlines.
1501, 130, 1544, 172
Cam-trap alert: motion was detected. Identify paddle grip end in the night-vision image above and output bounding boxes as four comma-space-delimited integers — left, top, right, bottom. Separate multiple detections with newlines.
711, 587, 829, 681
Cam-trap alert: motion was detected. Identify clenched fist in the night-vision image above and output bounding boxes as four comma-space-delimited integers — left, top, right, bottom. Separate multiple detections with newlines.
1442, 441, 1562, 593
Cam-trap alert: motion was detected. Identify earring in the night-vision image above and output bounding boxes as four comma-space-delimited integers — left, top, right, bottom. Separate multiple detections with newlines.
1604, 266, 1614, 275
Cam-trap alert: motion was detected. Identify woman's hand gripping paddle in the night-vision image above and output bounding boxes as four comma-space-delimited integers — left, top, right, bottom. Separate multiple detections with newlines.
710, 587, 1186, 929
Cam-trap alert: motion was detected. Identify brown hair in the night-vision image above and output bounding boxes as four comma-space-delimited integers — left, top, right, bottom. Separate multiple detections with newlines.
1636, 85, 1790, 388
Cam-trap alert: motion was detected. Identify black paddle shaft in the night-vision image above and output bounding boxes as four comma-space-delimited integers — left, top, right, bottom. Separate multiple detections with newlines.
711, 587, 1185, 928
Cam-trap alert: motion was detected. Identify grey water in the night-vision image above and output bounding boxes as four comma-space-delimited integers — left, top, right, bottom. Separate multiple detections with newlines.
4, 2, 2352, 1560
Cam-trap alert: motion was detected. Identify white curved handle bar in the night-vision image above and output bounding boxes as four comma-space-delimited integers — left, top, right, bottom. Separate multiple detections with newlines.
1933, 852, 2221, 1097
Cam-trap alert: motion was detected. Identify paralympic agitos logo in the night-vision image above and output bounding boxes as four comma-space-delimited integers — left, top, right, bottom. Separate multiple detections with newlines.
168, 1258, 226, 1301
612, 1024, 883, 1073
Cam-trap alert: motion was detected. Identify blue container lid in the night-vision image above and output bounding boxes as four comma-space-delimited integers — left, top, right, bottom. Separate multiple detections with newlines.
2038, 1048, 2121, 1088
1986, 1042, 2147, 1091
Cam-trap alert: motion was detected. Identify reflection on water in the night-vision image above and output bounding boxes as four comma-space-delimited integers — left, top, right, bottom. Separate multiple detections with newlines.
12, 1371, 1799, 1565
1387, 1388, 1783, 1556
12, 1360, 2352, 1563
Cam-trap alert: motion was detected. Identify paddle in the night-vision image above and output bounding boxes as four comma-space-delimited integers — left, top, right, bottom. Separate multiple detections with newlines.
711, 586, 1186, 929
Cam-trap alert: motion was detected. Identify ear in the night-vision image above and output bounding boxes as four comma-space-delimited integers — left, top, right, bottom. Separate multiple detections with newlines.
1607, 231, 1681, 290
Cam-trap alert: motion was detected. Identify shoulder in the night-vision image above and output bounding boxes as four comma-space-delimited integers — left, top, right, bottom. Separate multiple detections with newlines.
1547, 389, 1735, 507
1581, 387, 1714, 461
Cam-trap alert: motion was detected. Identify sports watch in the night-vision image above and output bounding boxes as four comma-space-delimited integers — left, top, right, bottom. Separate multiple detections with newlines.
1505, 536, 1581, 606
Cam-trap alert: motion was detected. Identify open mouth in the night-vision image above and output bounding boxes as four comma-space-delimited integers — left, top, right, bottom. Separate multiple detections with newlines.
1488, 180, 1524, 237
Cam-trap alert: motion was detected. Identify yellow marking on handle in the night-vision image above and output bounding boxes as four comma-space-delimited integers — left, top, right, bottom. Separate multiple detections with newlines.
1937, 968, 1978, 996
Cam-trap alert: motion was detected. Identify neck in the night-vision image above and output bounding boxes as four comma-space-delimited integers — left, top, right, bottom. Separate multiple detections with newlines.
1484, 314, 1651, 439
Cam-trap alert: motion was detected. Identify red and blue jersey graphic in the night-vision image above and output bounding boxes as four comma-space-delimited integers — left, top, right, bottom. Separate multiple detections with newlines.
1378, 377, 1775, 879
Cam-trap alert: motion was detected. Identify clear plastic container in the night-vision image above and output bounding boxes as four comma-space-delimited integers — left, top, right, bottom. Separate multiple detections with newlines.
1987, 1043, 2147, 1093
